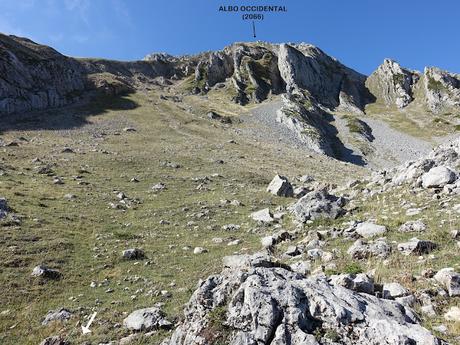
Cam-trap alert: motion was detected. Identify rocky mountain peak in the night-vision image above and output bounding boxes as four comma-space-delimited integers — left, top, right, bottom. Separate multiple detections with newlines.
366, 58, 419, 108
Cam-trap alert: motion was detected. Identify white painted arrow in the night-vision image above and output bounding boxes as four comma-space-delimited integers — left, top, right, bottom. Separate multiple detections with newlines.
81, 312, 97, 334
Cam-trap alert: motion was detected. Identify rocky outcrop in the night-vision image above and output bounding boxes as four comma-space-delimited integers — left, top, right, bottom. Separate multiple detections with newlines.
278, 43, 371, 112
0, 34, 86, 114
424, 67, 460, 112
0, 33, 194, 115
290, 188, 346, 223
369, 136, 460, 191
365, 59, 460, 113
366, 59, 419, 108
164, 253, 443, 345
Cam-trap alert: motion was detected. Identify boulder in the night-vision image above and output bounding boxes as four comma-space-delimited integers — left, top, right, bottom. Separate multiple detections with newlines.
31, 265, 61, 280
421, 166, 456, 188
382, 283, 410, 299
290, 188, 345, 223
355, 222, 387, 238
267, 175, 293, 197
433, 268, 460, 297
42, 308, 72, 325
250, 208, 274, 223
122, 248, 145, 260
164, 254, 442, 345
397, 238, 437, 255
347, 239, 391, 259
123, 307, 172, 332
398, 220, 427, 232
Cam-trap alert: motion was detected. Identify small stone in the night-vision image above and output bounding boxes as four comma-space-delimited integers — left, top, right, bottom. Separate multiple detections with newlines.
31, 265, 61, 280
122, 248, 145, 260
193, 247, 207, 254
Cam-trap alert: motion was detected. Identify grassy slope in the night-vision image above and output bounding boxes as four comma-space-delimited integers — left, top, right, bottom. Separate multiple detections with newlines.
0, 90, 363, 344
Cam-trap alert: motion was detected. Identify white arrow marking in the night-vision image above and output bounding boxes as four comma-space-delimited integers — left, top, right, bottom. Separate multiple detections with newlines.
81, 312, 97, 334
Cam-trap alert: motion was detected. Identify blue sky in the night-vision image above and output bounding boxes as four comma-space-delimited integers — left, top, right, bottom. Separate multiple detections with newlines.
0, 0, 458, 75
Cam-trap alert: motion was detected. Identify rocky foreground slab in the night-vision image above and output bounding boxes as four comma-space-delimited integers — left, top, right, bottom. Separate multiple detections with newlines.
163, 253, 445, 345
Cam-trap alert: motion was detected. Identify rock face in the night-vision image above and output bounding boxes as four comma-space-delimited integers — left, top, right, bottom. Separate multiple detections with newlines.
366, 59, 418, 108
0, 33, 193, 115
276, 93, 336, 156
424, 67, 460, 112
0, 34, 86, 114
290, 188, 345, 223
164, 253, 442, 345
278, 43, 371, 112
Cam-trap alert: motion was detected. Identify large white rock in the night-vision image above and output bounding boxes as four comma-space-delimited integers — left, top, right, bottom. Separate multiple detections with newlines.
421, 166, 456, 188
250, 208, 274, 223
266, 175, 293, 197
355, 222, 387, 238
123, 307, 172, 331
433, 267, 460, 296
382, 282, 410, 299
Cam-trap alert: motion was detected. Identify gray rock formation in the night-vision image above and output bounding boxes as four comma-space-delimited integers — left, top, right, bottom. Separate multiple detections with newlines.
276, 93, 336, 156
278, 43, 370, 112
424, 67, 460, 112
164, 253, 443, 345
39, 336, 69, 345
0, 33, 193, 115
290, 188, 346, 223
366, 59, 418, 108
